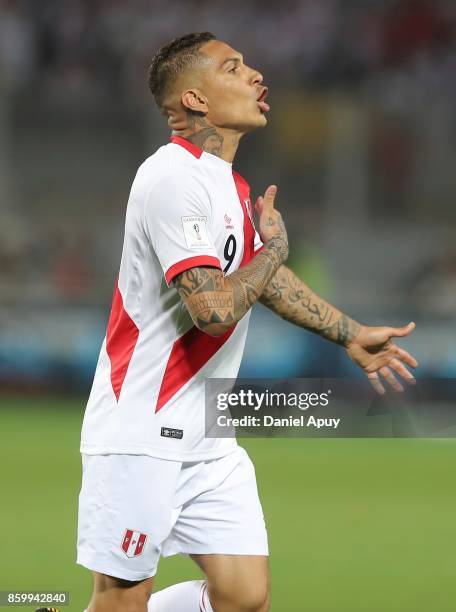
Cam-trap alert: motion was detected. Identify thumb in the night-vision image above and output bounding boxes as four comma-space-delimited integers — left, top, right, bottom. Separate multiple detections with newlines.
387, 321, 416, 338
262, 184, 278, 211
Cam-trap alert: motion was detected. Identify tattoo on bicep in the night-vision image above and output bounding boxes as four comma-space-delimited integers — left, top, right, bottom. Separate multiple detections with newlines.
173, 268, 211, 297
187, 292, 234, 321
172, 246, 282, 331
173, 268, 234, 331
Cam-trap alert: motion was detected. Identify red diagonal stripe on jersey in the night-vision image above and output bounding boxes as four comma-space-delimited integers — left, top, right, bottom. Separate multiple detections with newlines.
232, 170, 256, 267
155, 325, 235, 413
106, 281, 139, 400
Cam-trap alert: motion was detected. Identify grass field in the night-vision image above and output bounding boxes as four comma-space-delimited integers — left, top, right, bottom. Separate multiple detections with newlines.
1, 394, 456, 611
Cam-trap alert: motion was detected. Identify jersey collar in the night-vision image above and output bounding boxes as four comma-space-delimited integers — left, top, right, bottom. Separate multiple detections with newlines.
170, 135, 203, 159
170, 135, 232, 170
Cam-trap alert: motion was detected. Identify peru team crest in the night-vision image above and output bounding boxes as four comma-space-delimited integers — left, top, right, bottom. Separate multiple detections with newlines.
121, 528, 148, 558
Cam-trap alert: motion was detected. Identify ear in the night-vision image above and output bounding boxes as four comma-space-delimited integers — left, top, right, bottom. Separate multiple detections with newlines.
181, 89, 208, 114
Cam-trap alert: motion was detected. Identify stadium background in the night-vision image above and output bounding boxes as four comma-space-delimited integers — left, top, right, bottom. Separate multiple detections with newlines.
1, 0, 455, 610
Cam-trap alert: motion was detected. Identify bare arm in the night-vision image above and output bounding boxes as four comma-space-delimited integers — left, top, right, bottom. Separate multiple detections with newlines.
173, 185, 289, 337
259, 264, 361, 346
260, 264, 418, 393
172, 179, 417, 393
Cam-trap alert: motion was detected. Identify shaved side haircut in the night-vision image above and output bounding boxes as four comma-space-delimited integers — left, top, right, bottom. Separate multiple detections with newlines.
148, 32, 216, 111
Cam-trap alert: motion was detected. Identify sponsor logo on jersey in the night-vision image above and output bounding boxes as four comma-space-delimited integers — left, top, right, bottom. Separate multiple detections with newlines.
161, 427, 184, 439
224, 214, 234, 229
121, 529, 148, 558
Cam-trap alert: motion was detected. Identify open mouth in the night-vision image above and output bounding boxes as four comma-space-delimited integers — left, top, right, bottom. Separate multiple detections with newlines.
257, 87, 270, 113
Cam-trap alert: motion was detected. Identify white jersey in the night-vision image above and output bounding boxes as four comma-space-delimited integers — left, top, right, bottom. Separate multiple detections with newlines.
80, 136, 263, 461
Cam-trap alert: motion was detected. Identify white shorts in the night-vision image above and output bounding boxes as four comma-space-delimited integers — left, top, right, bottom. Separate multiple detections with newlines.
76, 446, 268, 581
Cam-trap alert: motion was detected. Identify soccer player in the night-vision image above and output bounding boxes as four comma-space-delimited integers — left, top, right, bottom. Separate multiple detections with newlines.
76, 33, 418, 612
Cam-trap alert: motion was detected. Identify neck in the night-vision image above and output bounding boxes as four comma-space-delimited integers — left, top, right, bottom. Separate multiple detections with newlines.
172, 114, 241, 163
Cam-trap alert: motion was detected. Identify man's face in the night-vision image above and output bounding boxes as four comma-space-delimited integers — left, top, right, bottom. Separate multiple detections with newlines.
192, 40, 269, 132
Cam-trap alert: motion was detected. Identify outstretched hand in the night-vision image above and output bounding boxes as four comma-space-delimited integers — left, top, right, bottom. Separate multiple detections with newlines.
346, 322, 418, 394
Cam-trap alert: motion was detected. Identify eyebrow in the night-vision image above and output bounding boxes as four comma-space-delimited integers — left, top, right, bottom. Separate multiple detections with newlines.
221, 55, 243, 68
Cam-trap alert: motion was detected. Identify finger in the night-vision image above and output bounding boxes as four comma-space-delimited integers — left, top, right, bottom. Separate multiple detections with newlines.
255, 196, 264, 216
389, 358, 416, 385
379, 366, 404, 392
386, 321, 416, 338
367, 371, 386, 395
394, 345, 418, 368
261, 185, 277, 211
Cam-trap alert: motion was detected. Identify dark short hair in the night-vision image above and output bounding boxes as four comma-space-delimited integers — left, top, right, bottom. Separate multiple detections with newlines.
148, 32, 216, 110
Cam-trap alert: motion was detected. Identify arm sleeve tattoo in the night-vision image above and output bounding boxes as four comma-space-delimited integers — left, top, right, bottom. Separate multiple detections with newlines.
172, 238, 286, 337
259, 265, 361, 347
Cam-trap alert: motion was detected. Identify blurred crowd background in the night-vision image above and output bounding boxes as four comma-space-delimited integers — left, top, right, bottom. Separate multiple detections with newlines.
1, 0, 455, 391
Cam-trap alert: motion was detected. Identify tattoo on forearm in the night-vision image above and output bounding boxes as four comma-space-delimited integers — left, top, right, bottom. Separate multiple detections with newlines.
260, 266, 361, 346
319, 314, 360, 346
172, 238, 285, 334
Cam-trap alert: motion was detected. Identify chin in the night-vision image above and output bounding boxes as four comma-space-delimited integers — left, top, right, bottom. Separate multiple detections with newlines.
256, 109, 269, 126
243, 114, 268, 132
226, 112, 268, 133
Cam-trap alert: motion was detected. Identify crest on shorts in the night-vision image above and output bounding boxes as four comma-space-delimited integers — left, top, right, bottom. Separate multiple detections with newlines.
121, 528, 148, 558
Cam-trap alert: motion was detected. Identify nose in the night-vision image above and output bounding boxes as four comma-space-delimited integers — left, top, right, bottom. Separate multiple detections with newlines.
249, 67, 263, 86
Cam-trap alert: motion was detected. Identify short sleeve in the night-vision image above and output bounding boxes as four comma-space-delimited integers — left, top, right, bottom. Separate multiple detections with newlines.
144, 172, 221, 286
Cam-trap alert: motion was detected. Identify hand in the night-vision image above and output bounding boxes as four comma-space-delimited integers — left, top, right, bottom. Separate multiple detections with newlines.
346, 322, 418, 394
255, 185, 289, 263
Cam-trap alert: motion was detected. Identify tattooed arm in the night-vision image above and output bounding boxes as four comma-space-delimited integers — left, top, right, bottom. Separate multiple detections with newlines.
260, 265, 418, 393
173, 185, 289, 337
259, 265, 361, 346
173, 244, 284, 336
